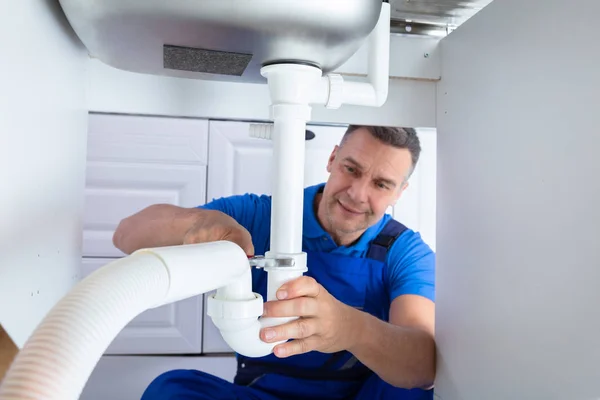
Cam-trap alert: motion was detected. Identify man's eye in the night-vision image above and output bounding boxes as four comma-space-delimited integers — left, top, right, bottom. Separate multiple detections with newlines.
345, 166, 355, 173
376, 182, 388, 190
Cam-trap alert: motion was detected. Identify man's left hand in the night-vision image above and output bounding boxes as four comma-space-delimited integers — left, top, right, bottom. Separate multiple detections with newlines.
260, 276, 360, 358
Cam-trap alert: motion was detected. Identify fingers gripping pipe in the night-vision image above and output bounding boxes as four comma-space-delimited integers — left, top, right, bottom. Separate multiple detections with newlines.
206, 266, 289, 358
206, 255, 309, 357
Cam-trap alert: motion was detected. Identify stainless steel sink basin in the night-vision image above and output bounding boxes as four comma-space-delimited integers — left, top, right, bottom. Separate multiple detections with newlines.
59, 0, 382, 83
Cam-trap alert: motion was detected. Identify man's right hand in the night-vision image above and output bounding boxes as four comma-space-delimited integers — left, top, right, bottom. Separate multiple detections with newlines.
183, 211, 255, 256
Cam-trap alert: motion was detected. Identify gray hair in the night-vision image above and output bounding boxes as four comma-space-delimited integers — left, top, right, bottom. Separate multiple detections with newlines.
340, 125, 422, 176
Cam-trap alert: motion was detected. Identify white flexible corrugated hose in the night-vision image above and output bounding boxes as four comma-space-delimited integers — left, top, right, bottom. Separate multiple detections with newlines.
0, 241, 253, 400
0, 252, 169, 399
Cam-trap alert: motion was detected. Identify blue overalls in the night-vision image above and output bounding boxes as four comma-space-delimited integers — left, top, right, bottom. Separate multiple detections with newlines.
141, 219, 434, 400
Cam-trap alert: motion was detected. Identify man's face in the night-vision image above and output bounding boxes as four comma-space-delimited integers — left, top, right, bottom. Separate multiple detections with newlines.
318, 128, 413, 243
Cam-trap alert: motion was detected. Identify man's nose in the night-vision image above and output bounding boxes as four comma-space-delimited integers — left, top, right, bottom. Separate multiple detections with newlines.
347, 179, 369, 203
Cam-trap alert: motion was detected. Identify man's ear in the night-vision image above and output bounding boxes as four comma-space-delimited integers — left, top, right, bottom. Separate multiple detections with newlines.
326, 145, 339, 173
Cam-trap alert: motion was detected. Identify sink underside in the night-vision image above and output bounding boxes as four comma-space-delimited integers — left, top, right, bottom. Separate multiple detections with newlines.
59, 0, 382, 83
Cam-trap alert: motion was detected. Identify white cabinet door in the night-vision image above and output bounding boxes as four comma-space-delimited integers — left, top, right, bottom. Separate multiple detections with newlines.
83, 113, 209, 354
206, 120, 346, 201
84, 114, 209, 257
83, 162, 208, 257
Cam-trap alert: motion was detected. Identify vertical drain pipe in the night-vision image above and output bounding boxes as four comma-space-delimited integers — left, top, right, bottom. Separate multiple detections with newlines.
208, 64, 323, 349
258, 64, 323, 326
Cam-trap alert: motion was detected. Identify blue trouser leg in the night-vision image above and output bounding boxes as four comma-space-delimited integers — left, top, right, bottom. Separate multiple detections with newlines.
141, 369, 281, 400
354, 375, 434, 400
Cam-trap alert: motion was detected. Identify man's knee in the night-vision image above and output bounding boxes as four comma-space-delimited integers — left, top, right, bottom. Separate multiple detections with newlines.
141, 369, 237, 400
141, 369, 189, 400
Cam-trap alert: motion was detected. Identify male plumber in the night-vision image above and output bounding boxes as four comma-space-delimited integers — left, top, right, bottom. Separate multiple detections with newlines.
113, 125, 436, 400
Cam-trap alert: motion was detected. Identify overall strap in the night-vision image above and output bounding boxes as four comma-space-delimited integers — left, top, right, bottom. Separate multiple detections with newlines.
366, 218, 408, 262
318, 219, 408, 376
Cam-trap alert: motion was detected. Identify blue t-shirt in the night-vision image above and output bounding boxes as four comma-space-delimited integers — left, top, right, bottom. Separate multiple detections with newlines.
201, 183, 435, 302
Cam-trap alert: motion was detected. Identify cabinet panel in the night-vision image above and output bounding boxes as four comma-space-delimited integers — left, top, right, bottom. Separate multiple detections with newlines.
88, 113, 209, 165
83, 113, 209, 258
206, 120, 347, 200
81, 258, 203, 354
83, 162, 207, 257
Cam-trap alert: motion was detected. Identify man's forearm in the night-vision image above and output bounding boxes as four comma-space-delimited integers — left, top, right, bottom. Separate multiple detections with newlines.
347, 308, 436, 389
113, 204, 205, 254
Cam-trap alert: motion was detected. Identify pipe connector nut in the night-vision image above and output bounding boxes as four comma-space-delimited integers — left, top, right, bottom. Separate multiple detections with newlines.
206, 292, 263, 319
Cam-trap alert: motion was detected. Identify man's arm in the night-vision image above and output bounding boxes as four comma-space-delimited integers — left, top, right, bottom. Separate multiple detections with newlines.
113, 204, 204, 254
260, 279, 436, 390
112, 204, 254, 255
347, 294, 435, 389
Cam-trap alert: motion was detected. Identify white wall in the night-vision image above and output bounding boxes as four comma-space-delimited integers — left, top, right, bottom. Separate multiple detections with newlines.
0, 1, 88, 347
394, 128, 437, 251
337, 35, 440, 81
435, 1, 600, 399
